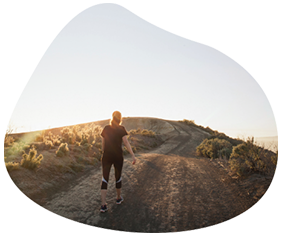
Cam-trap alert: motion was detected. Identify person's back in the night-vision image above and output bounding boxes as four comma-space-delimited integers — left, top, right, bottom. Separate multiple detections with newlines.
101, 125, 127, 156
99, 111, 136, 213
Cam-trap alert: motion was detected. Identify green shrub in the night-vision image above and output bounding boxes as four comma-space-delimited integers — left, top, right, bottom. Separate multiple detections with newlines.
56, 143, 69, 157
229, 137, 276, 176
208, 133, 242, 147
218, 147, 232, 159
20, 148, 43, 170
196, 138, 233, 159
5, 141, 29, 156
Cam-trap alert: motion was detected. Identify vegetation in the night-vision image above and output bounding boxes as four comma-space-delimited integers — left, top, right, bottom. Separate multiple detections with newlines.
179, 119, 215, 135
128, 128, 156, 137
4, 123, 15, 147
184, 118, 243, 160
187, 119, 277, 177
228, 137, 277, 176
4, 123, 160, 172
123, 128, 160, 155
44, 140, 54, 149
196, 138, 233, 159
4, 141, 30, 157
56, 143, 69, 157
20, 147, 43, 170
180, 119, 242, 146
34, 130, 46, 142
4, 157, 20, 172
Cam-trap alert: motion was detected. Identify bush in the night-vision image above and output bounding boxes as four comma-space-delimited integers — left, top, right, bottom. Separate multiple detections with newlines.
56, 143, 69, 157
218, 147, 232, 159
4, 135, 14, 147
271, 153, 278, 165
52, 137, 61, 146
179, 119, 214, 135
61, 127, 70, 137
34, 130, 46, 142
5, 157, 20, 172
208, 133, 242, 147
128, 128, 138, 135
141, 129, 156, 137
229, 137, 277, 176
44, 140, 54, 149
83, 143, 92, 151
196, 138, 233, 159
180, 119, 195, 125
4, 124, 15, 147
30, 142, 45, 151
68, 132, 76, 144
5, 141, 30, 157
77, 124, 103, 147
129, 128, 156, 137
20, 148, 43, 170
80, 133, 89, 146
60, 127, 76, 144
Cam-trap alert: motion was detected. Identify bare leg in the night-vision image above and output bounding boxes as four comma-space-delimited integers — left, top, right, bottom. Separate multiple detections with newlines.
101, 189, 107, 205
116, 188, 121, 199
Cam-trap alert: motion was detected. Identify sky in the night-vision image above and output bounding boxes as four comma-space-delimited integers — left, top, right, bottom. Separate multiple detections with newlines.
6, 4, 277, 139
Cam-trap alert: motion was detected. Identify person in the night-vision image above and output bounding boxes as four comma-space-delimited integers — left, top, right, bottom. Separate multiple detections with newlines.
100, 111, 136, 212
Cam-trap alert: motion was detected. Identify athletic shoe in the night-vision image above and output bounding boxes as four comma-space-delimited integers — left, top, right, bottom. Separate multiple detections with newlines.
116, 196, 124, 204
100, 204, 108, 213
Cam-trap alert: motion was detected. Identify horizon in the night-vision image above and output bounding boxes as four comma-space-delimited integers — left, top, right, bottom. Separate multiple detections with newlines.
9, 116, 278, 140
8, 4, 277, 140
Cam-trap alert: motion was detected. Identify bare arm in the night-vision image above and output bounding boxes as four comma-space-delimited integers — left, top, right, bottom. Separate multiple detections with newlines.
122, 136, 136, 164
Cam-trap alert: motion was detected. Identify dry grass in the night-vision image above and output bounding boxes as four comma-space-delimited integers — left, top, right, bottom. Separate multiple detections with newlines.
20, 147, 43, 170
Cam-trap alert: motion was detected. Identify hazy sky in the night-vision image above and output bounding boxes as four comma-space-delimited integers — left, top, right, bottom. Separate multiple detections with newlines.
10, 4, 277, 138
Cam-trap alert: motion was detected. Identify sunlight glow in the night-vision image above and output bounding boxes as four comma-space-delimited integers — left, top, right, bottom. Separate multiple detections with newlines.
9, 4, 277, 140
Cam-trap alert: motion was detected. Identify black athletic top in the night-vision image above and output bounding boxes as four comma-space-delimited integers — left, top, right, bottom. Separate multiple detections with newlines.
101, 125, 128, 156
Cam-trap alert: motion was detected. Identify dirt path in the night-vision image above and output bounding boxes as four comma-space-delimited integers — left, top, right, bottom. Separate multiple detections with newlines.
43, 121, 255, 232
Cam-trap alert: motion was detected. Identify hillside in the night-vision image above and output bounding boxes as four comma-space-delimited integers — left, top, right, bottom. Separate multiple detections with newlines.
4, 117, 276, 232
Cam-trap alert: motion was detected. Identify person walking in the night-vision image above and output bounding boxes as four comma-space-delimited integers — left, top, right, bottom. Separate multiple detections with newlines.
100, 111, 136, 212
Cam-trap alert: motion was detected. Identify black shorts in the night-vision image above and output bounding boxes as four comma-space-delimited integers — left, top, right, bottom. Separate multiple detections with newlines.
101, 152, 123, 189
